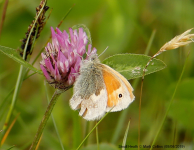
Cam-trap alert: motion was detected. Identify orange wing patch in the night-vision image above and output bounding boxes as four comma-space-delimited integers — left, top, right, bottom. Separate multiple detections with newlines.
110, 69, 134, 101
101, 64, 135, 108
102, 68, 121, 107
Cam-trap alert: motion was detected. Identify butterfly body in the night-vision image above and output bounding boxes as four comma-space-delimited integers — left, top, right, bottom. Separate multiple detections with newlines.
70, 54, 135, 121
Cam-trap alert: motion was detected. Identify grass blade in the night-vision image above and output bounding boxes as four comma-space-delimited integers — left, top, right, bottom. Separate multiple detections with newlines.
29, 87, 71, 150
76, 108, 114, 150
150, 51, 190, 150
1, 1, 48, 144
6, 145, 15, 150
31, 4, 74, 66
1, 113, 20, 146
122, 119, 131, 150
0, 46, 42, 74
0, 0, 9, 39
1, 65, 26, 131
111, 30, 156, 143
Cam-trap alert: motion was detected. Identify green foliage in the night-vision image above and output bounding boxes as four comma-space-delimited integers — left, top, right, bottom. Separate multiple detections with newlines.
0, 46, 42, 74
103, 54, 166, 79
167, 78, 194, 129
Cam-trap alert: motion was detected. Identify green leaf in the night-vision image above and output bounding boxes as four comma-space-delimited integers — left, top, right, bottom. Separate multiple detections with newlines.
80, 143, 119, 150
0, 45, 42, 75
103, 54, 166, 80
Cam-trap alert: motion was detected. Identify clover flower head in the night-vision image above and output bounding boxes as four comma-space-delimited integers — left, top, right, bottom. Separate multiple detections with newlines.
40, 27, 97, 89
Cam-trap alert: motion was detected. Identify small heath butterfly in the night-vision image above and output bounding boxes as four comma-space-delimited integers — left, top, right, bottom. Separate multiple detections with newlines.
70, 53, 135, 121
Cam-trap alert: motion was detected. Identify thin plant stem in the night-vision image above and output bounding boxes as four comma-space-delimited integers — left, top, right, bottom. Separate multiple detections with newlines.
83, 121, 89, 146
111, 30, 156, 144
50, 111, 65, 150
0, 88, 14, 121
149, 51, 190, 150
76, 109, 112, 150
96, 121, 99, 150
76, 121, 100, 150
1, 0, 46, 138
57, 4, 75, 28
144, 30, 156, 55
172, 121, 177, 146
1, 19, 36, 140
2, 65, 25, 131
0, 0, 9, 40
44, 82, 65, 150
29, 88, 68, 150
138, 78, 143, 150
7, 145, 15, 150
31, 5, 74, 66
110, 109, 128, 144
0, 65, 25, 147
138, 29, 156, 150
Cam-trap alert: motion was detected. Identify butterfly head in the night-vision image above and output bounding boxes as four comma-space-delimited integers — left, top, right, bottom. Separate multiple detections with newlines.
87, 53, 100, 63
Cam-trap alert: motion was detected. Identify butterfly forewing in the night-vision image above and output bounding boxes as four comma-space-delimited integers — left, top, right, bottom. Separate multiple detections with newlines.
101, 64, 135, 112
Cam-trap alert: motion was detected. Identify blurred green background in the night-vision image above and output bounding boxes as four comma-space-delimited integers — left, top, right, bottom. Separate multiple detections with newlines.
0, 0, 194, 149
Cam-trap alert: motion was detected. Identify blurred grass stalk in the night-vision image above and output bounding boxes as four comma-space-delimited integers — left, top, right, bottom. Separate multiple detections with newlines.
0, 64, 26, 142
110, 29, 156, 144
0, 0, 9, 40
76, 108, 114, 150
143, 28, 194, 149
0, 113, 20, 146
95, 122, 99, 150
29, 89, 64, 150
122, 119, 131, 150
44, 81, 65, 150
0, 0, 10, 143
0, 0, 47, 145
111, 28, 194, 147
150, 50, 190, 150
0, 32, 36, 145
0, 26, 32, 145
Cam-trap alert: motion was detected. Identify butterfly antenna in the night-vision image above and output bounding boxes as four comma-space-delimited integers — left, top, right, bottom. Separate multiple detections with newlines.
74, 50, 84, 61
98, 46, 109, 58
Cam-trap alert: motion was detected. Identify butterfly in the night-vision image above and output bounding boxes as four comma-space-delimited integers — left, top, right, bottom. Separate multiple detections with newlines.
69, 54, 135, 121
